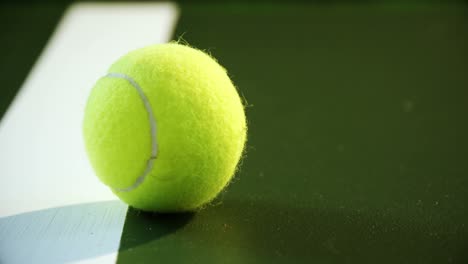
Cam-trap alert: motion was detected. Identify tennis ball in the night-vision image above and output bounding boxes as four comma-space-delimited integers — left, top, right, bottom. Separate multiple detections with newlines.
83, 43, 247, 212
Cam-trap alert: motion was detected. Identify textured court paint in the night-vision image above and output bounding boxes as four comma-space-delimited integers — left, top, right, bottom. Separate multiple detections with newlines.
117, 4, 468, 264
0, 202, 127, 264
0, 3, 179, 264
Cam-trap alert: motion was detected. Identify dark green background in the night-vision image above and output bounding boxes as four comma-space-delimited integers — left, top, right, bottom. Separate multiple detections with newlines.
120, 4, 468, 263
1, 2, 468, 263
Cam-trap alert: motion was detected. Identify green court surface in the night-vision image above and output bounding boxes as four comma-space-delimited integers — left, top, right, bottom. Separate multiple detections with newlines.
119, 4, 468, 263
2, 2, 468, 263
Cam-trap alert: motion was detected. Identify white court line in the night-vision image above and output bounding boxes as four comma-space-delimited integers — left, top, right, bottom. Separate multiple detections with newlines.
0, 2, 179, 263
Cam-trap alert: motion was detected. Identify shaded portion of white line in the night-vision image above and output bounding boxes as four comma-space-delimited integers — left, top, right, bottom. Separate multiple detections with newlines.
0, 201, 127, 264
105, 72, 158, 192
0, 2, 179, 264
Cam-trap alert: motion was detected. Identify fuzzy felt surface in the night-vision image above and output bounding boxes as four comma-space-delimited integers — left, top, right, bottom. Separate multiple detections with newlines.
83, 43, 247, 212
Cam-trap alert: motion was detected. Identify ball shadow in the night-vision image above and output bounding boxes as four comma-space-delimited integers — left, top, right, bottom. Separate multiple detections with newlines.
118, 207, 195, 253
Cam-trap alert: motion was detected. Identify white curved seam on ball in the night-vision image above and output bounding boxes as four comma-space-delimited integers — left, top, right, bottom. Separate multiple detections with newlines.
105, 72, 158, 192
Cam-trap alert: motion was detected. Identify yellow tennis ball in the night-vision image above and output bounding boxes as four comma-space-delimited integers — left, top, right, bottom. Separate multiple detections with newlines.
83, 43, 247, 212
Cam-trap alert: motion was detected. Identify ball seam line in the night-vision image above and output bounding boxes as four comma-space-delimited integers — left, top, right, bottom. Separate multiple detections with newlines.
105, 72, 158, 192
